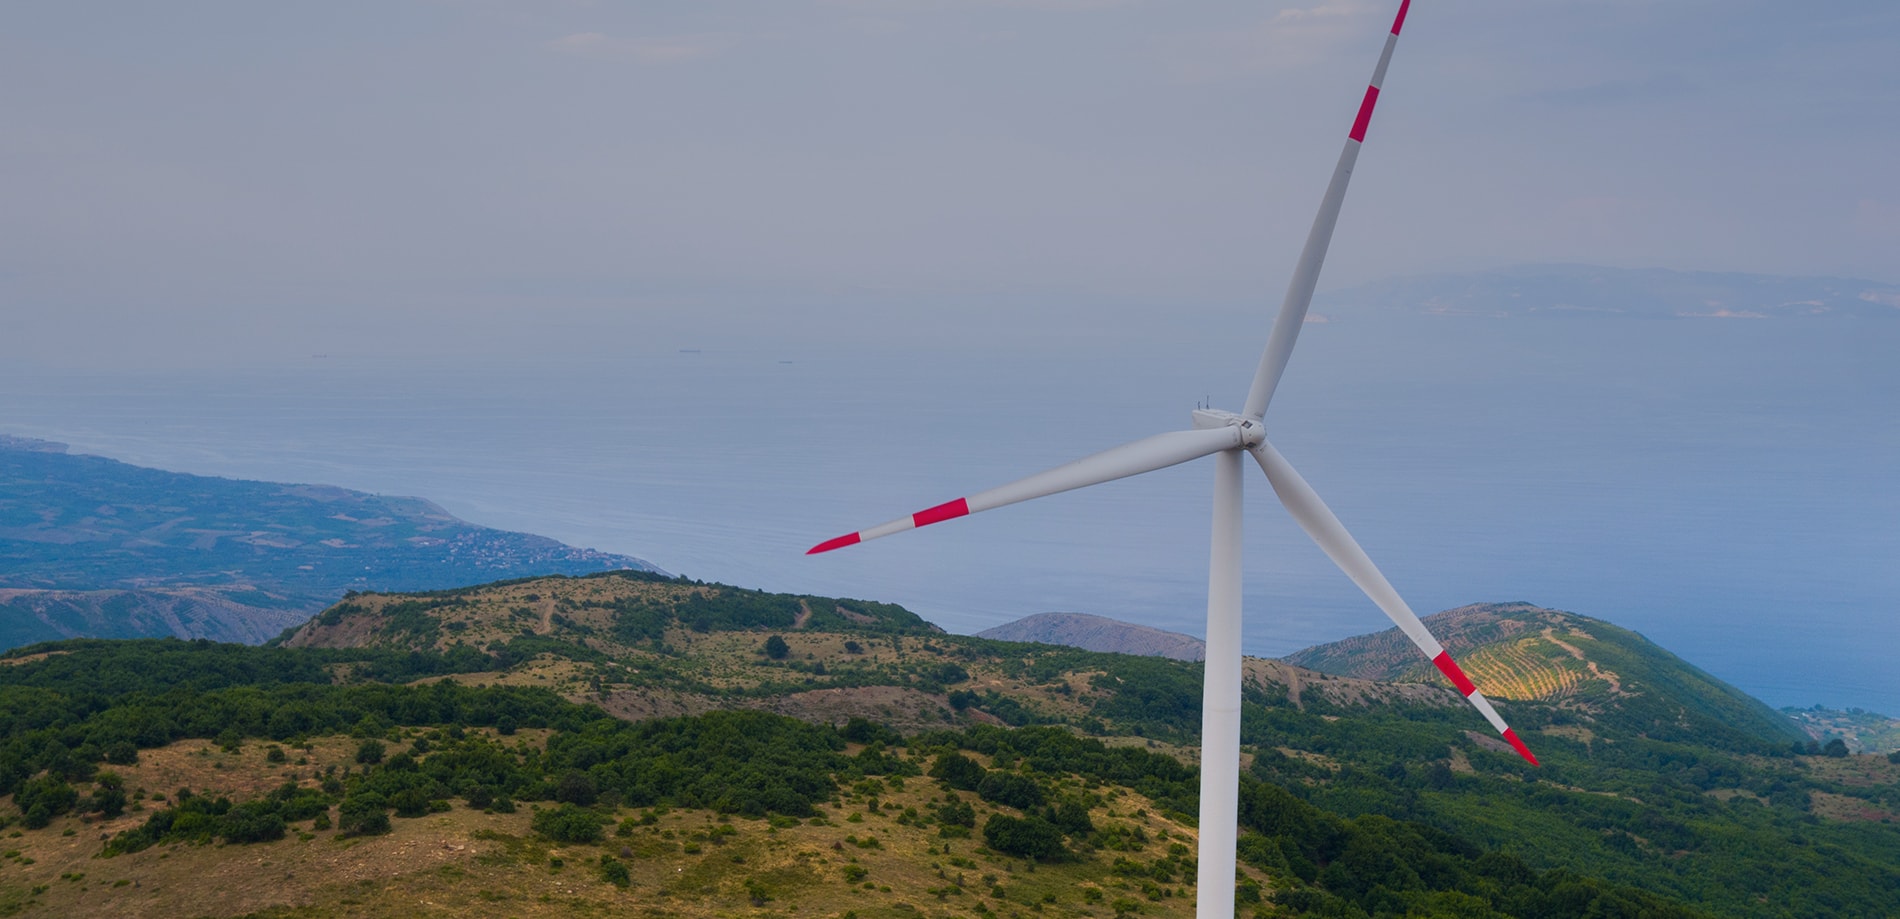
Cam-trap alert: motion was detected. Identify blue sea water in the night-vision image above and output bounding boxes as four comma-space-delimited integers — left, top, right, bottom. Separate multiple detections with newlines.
3, 310, 1895, 715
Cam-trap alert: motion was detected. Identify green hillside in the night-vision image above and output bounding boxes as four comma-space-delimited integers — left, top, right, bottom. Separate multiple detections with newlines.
0, 579, 1895, 917
1284, 603, 1807, 749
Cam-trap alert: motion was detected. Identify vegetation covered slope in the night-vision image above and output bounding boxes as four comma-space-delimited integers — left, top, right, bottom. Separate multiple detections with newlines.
0, 437, 654, 650
0, 639, 1717, 919
273, 570, 1455, 738
1284, 603, 1807, 748
2, 578, 1897, 916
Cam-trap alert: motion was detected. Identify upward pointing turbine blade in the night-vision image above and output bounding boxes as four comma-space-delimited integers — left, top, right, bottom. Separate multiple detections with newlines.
1249, 439, 1539, 766
808, 426, 1248, 555
1242, 0, 1411, 420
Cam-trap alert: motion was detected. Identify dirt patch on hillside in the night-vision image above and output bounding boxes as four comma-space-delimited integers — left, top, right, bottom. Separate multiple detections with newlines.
594, 688, 725, 722
1246, 658, 1460, 710
1810, 791, 1897, 823
757, 686, 957, 732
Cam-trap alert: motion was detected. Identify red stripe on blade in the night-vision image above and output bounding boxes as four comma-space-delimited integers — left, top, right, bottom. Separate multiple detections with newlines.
912, 498, 970, 528
807, 532, 862, 555
1502, 728, 1540, 766
1432, 651, 1479, 696
1391, 0, 1410, 36
1348, 85, 1380, 142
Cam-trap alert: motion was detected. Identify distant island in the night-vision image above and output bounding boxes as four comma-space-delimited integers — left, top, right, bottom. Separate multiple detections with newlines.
0, 435, 657, 649
1315, 263, 1900, 320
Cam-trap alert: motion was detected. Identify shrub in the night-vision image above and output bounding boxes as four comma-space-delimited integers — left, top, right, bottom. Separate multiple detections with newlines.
89, 772, 127, 818
339, 793, 391, 837
764, 635, 791, 660
598, 854, 631, 888
355, 740, 386, 765
16, 776, 77, 828
977, 772, 1045, 810
983, 814, 1065, 861
219, 802, 287, 844
533, 804, 605, 844
930, 753, 986, 792
390, 787, 434, 818
934, 798, 976, 829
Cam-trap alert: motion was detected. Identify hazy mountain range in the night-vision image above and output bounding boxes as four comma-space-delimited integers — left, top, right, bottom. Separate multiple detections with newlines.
976, 611, 1206, 661
1314, 263, 1900, 320
0, 435, 656, 648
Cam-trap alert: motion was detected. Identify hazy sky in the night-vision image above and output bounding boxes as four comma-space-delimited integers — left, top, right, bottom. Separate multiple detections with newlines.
4, 0, 1896, 366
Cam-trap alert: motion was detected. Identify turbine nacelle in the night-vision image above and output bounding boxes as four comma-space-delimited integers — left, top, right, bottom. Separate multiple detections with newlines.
1190, 408, 1265, 448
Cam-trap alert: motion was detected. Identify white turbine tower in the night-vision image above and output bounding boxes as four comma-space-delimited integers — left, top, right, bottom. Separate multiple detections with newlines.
809, 2, 1538, 915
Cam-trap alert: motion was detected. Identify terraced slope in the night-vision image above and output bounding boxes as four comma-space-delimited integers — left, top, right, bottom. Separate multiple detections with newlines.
1285, 602, 1806, 747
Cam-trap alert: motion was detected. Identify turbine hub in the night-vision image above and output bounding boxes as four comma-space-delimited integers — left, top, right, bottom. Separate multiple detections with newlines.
1190, 408, 1264, 448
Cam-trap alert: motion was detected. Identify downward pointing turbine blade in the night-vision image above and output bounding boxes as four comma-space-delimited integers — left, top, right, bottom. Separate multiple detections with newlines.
809, 426, 1248, 555
1242, 0, 1411, 420
1249, 439, 1539, 766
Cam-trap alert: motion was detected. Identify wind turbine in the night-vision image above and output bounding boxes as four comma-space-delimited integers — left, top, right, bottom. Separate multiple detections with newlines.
809, 1, 1537, 915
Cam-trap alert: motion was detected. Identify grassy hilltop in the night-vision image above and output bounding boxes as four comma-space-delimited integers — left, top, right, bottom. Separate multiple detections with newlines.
1285, 602, 1808, 748
0, 573, 1894, 918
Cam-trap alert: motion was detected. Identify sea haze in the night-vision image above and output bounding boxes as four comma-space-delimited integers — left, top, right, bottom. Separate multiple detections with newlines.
4, 268, 1895, 715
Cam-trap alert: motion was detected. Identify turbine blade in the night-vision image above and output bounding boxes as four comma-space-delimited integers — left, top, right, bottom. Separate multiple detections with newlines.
1241, 0, 1413, 420
808, 427, 1246, 554
1250, 440, 1539, 766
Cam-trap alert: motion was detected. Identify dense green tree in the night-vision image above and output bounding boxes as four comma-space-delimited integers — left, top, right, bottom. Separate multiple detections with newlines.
219, 801, 287, 843
983, 813, 1066, 860
16, 774, 76, 828
338, 792, 391, 837
977, 771, 1045, 810
929, 752, 986, 791
555, 770, 599, 806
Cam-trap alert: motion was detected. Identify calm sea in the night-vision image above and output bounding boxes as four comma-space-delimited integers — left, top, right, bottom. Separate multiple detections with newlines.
4, 313, 1895, 715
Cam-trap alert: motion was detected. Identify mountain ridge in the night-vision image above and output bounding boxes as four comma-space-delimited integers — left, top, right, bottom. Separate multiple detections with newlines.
975, 611, 1206, 661
0, 437, 657, 650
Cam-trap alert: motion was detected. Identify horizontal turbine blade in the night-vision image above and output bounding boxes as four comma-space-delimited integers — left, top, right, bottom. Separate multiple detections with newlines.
1242, 0, 1412, 420
809, 426, 1247, 555
1250, 439, 1538, 766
